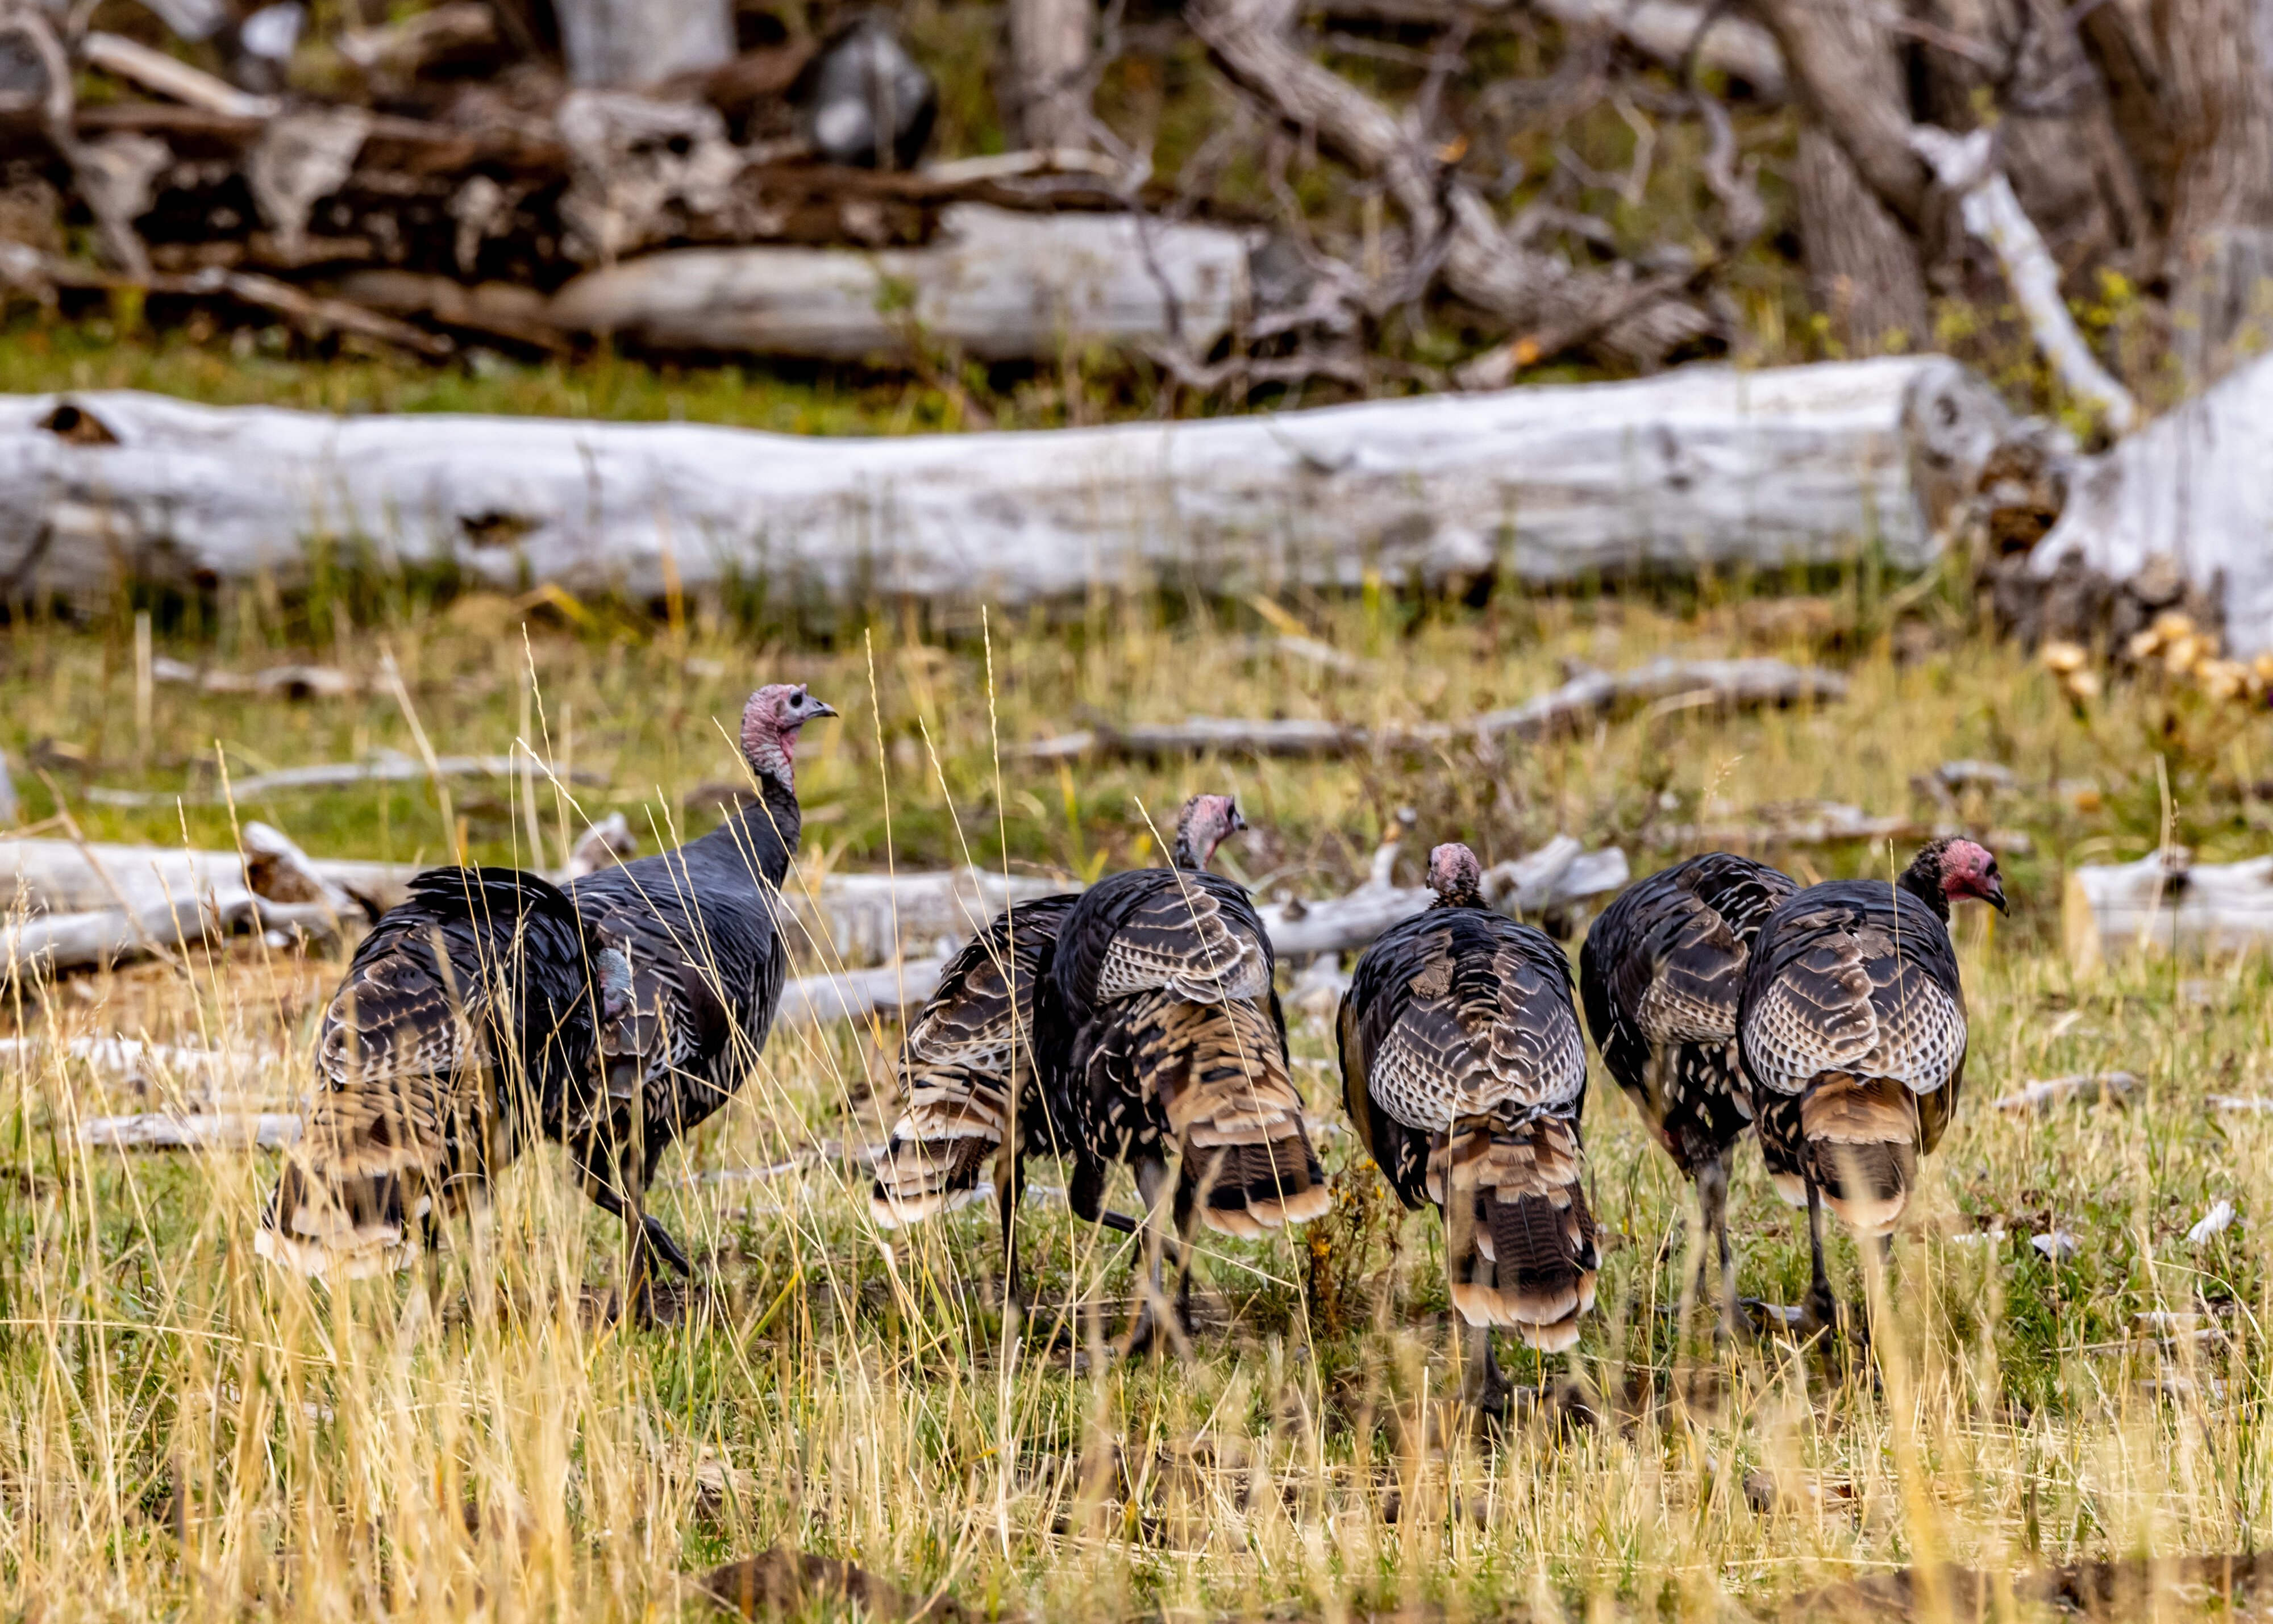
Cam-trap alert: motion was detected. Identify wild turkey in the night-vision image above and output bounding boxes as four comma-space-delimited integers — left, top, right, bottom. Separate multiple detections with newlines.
871, 894, 1141, 1299
1738, 836, 2006, 1335
567, 682, 835, 1315
256, 867, 632, 1279
1041, 793, 1331, 1351
1339, 843, 1597, 1399
1579, 853, 1794, 1330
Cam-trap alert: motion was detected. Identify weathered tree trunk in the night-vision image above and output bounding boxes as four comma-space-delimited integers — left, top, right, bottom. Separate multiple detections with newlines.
1006, 0, 1096, 149
553, 0, 733, 87
0, 357, 2015, 608
1793, 126, 1930, 353
1192, 0, 1711, 367
2157, 0, 2273, 385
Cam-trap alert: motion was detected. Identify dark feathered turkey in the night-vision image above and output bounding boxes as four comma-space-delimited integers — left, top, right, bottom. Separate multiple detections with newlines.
1580, 852, 1793, 1322
1737, 836, 2005, 1331
566, 683, 834, 1305
1339, 843, 1596, 1373
1040, 795, 1329, 1349
257, 866, 628, 1278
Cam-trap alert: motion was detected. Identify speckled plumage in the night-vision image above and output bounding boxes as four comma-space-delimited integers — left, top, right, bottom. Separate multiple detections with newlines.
1042, 824, 1330, 1334
1580, 853, 1794, 1176
1339, 892, 1597, 1353
257, 867, 611, 1278
1739, 868, 1970, 1237
870, 895, 1081, 1236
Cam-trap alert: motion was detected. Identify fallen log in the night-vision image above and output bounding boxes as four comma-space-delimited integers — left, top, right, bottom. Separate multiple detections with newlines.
547, 206, 1253, 363
0, 356, 2015, 604
1992, 1072, 2139, 1113
79, 1112, 302, 1150
84, 752, 598, 807
2033, 350, 2273, 658
2064, 851, 2273, 971
1658, 803, 2032, 856
780, 867, 1069, 963
1017, 659, 1847, 759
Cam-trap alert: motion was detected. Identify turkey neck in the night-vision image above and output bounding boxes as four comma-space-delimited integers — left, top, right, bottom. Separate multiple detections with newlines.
683, 769, 802, 889
1895, 853, 1951, 924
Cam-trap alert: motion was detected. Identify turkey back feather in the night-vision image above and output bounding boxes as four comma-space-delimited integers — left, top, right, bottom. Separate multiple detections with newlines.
1341, 903, 1597, 1349
1739, 876, 1970, 1231
258, 867, 606, 1279
1050, 864, 1329, 1236
1579, 853, 1792, 1177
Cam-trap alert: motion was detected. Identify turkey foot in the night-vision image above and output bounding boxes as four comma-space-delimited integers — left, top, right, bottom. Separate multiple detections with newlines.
1458, 1323, 1512, 1418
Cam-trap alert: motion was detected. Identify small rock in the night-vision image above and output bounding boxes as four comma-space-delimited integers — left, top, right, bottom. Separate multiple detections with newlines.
2031, 1229, 2080, 1263
2188, 1200, 2237, 1246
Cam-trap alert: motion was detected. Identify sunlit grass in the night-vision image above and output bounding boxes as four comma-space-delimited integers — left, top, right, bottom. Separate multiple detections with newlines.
2, 578, 2271, 1619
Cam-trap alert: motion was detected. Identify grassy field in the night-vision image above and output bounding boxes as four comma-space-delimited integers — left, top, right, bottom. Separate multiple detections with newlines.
3, 567, 2271, 1622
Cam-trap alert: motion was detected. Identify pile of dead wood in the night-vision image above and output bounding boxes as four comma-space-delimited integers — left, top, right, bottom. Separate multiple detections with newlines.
0, 2, 1240, 367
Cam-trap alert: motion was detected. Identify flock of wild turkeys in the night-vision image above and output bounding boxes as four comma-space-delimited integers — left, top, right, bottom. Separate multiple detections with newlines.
255, 681, 2008, 1390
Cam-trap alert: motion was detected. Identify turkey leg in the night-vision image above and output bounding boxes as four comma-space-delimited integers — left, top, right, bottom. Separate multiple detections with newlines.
1122, 1156, 1190, 1358
1693, 1151, 1738, 1341
1460, 1255, 1511, 1414
1801, 1175, 1842, 1340
995, 1148, 1025, 1309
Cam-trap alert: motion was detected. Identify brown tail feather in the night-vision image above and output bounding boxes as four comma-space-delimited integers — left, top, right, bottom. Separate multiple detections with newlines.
1434, 1116, 1598, 1351
1152, 997, 1329, 1238
871, 1068, 1012, 1229
255, 1082, 459, 1279
1800, 1075, 1920, 1236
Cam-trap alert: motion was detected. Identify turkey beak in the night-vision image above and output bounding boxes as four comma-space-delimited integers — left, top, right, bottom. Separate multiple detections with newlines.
806, 696, 839, 721
1985, 876, 2009, 914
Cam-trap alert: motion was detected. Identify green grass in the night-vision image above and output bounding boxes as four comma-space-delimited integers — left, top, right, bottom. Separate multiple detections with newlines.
2, 578, 2272, 1620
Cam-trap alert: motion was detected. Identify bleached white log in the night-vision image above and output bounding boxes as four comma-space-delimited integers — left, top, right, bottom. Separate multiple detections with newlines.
2064, 851, 2273, 971
1991, 1072, 2138, 1112
1660, 803, 2033, 855
79, 1113, 302, 1150
0, 355, 2010, 605
2034, 351, 2273, 659
547, 206, 1252, 363
782, 867, 1069, 964
1908, 127, 2137, 435
1533, 0, 1785, 94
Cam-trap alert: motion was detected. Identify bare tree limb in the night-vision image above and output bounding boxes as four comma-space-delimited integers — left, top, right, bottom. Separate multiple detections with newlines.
1190, 0, 1712, 367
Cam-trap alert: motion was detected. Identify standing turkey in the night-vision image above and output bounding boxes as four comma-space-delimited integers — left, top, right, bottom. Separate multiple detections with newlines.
871, 893, 1141, 1300
1580, 853, 1794, 1330
1041, 794, 1330, 1351
568, 681, 835, 1316
256, 867, 632, 1279
1338, 843, 1597, 1400
1738, 837, 2006, 1336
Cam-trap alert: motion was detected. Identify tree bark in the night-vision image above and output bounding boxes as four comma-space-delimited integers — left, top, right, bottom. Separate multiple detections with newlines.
1007, 0, 1096, 149
1742, 0, 1930, 228
1793, 125, 1931, 353
1191, 0, 1710, 367
2157, 0, 2273, 383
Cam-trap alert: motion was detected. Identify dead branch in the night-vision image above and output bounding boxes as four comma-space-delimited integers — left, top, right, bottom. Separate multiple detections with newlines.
1189, 0, 1710, 367
1015, 657, 1847, 760
1657, 802, 2033, 855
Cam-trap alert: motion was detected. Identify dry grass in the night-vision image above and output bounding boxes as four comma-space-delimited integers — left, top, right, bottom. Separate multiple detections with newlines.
3, 574, 2272, 1621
